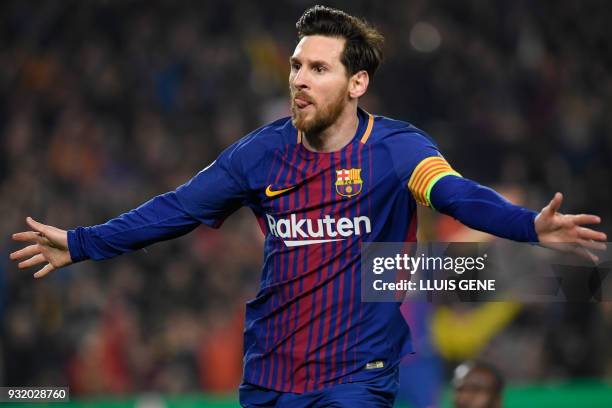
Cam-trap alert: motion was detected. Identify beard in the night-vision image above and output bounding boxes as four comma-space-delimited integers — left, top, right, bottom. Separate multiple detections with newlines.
290, 87, 348, 135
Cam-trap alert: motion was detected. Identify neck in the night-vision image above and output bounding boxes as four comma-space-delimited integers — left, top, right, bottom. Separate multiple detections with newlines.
302, 105, 359, 153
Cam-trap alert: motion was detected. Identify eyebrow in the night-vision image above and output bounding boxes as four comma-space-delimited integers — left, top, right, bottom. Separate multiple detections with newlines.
289, 56, 330, 66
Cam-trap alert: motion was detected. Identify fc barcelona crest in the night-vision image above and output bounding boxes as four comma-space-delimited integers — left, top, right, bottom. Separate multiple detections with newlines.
335, 168, 363, 197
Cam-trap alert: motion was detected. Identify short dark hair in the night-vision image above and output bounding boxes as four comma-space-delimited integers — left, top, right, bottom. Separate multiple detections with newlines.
296, 5, 384, 79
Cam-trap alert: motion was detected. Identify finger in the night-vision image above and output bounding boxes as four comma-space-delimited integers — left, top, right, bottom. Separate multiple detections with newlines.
577, 227, 607, 242
571, 214, 601, 225
541, 195, 557, 217
12, 231, 42, 242
548, 192, 563, 215
570, 245, 599, 263
26, 217, 48, 236
9, 244, 41, 261
34, 263, 55, 279
18, 253, 47, 269
577, 239, 607, 252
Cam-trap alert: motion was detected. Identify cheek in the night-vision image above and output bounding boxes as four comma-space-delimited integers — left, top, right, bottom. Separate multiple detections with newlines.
317, 83, 344, 104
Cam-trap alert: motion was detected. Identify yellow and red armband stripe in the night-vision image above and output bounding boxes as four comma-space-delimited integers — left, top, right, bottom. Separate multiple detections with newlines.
408, 156, 461, 207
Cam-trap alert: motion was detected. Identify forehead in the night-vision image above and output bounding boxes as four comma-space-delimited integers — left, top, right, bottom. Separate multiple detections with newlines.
292, 35, 345, 65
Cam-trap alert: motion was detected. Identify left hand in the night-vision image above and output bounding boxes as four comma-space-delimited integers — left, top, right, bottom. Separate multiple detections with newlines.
535, 192, 607, 261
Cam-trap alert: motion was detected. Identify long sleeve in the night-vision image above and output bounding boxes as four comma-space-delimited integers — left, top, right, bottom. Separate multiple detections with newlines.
383, 129, 539, 243
67, 131, 256, 262
67, 191, 200, 262
429, 175, 539, 242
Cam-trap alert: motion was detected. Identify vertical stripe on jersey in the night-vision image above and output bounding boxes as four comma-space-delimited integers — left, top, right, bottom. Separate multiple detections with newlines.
268, 145, 301, 389
323, 141, 355, 385
314, 149, 345, 388
331, 141, 363, 385
275, 145, 308, 391
285, 152, 316, 391
258, 146, 291, 387
255, 147, 283, 386
302, 153, 330, 393
349, 143, 373, 381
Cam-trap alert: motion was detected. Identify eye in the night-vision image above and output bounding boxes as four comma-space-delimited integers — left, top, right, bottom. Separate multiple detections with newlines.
313, 65, 327, 73
291, 62, 301, 71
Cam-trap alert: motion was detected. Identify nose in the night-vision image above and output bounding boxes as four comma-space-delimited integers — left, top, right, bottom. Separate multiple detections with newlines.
290, 67, 308, 90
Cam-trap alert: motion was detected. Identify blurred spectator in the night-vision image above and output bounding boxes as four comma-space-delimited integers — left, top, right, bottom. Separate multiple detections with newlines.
452, 360, 504, 408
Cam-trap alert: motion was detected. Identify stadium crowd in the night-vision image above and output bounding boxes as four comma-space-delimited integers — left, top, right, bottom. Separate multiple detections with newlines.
1, 0, 611, 403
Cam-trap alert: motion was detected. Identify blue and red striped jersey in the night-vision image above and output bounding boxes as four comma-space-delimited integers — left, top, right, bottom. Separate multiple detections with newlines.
68, 107, 537, 394
174, 108, 450, 393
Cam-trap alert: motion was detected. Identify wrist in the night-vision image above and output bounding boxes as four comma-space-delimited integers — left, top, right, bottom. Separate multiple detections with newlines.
67, 228, 90, 263
529, 211, 540, 243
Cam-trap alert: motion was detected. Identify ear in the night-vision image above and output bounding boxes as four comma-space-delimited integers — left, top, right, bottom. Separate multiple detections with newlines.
348, 70, 369, 99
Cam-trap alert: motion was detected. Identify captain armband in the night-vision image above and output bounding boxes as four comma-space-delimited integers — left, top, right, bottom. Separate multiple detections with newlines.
407, 155, 461, 208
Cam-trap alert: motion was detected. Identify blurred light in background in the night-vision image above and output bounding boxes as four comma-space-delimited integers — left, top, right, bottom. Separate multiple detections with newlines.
410, 22, 442, 53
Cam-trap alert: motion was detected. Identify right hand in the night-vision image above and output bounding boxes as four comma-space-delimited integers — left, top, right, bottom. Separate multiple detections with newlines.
534, 192, 607, 261
9, 217, 73, 278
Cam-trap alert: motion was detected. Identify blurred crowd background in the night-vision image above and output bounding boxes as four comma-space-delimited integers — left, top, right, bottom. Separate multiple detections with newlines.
1, 0, 610, 406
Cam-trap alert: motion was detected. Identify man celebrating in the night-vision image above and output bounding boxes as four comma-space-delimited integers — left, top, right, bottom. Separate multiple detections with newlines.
10, 6, 606, 407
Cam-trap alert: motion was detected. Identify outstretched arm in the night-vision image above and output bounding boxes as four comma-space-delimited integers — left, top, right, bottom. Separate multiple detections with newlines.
428, 175, 539, 242
385, 130, 606, 255
10, 192, 200, 278
10, 134, 253, 279
429, 175, 606, 258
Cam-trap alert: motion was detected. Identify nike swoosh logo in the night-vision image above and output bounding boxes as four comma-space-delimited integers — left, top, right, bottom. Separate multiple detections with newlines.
265, 185, 296, 197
